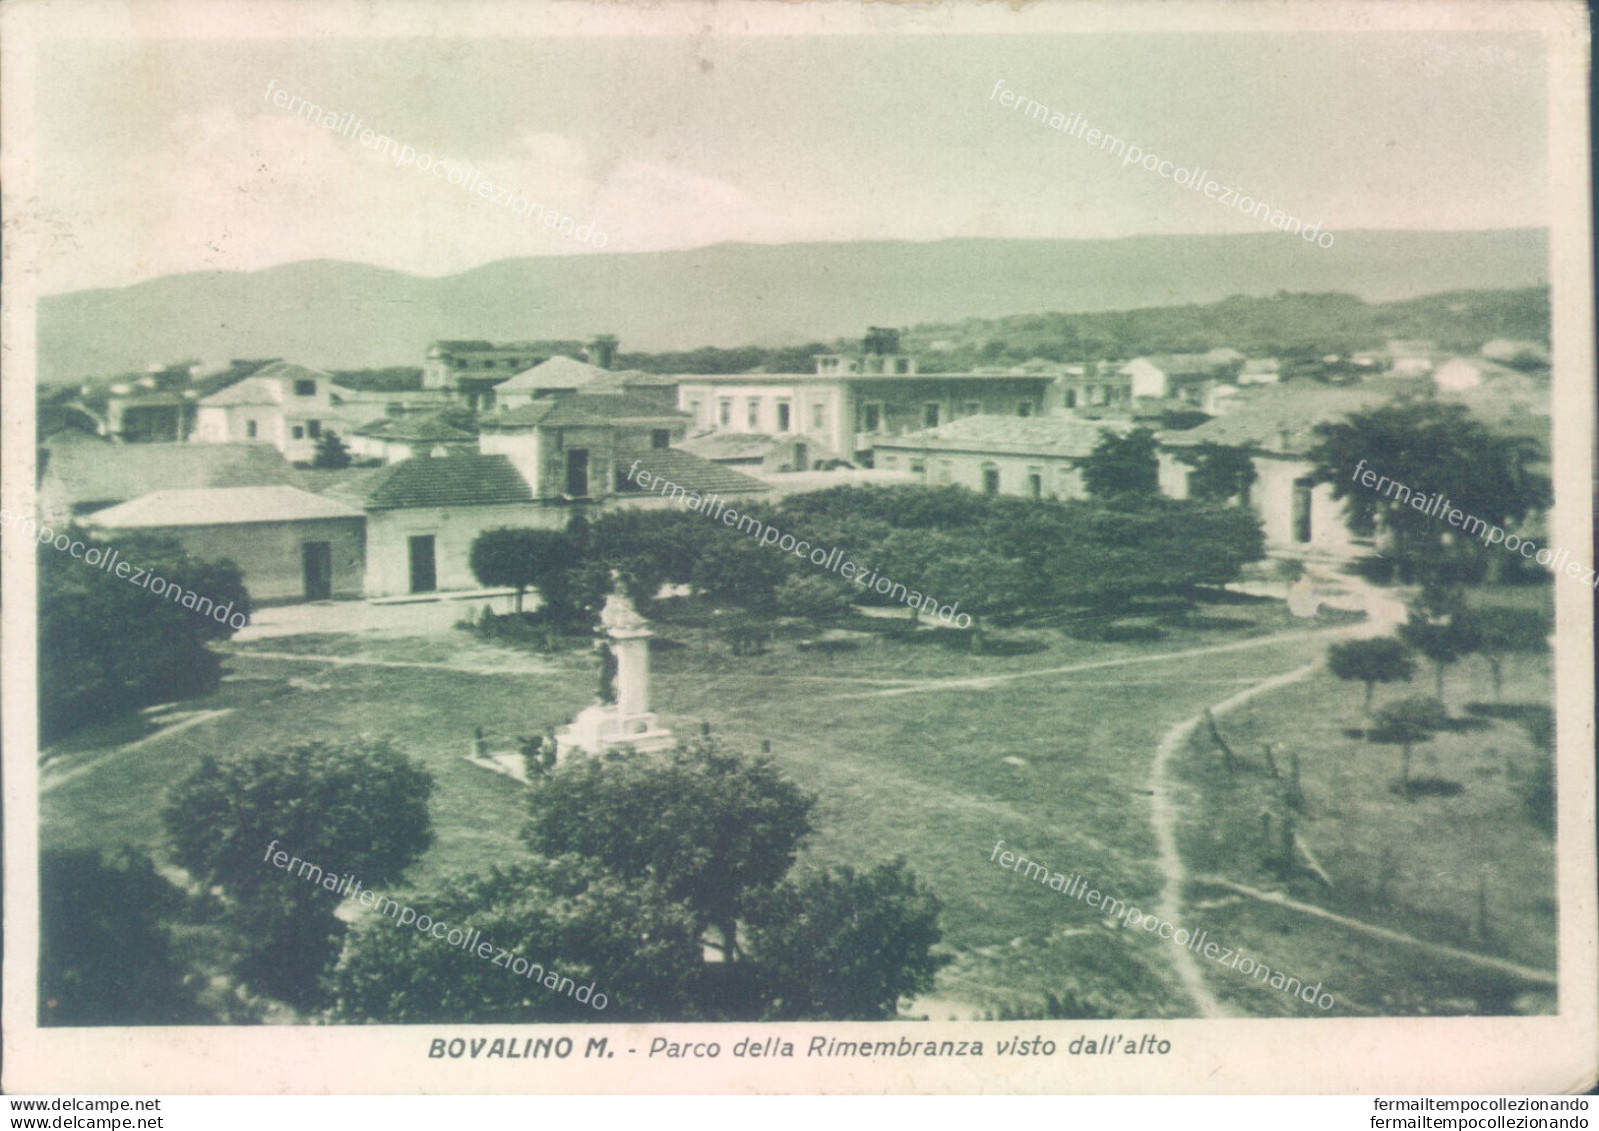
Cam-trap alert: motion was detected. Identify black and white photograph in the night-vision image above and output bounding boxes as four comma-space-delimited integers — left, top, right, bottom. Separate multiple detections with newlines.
2, 0, 1595, 1101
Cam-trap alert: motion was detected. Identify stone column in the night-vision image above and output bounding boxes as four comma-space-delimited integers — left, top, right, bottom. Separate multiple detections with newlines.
611, 625, 652, 721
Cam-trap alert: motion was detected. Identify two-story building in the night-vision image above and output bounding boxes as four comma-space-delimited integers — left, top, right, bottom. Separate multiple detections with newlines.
491, 355, 678, 412
422, 337, 624, 410
192, 361, 341, 462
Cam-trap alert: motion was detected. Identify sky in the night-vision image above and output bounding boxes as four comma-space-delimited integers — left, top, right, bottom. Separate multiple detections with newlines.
33, 29, 1547, 294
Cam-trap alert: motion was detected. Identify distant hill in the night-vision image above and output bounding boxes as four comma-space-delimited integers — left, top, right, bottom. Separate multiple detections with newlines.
901, 288, 1550, 367
37, 230, 1547, 384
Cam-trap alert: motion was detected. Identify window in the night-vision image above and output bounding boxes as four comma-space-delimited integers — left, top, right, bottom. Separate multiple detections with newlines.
811, 404, 826, 430
910, 461, 926, 475
982, 465, 1001, 494
246, 420, 258, 439
863, 403, 883, 432
291, 425, 305, 440
308, 420, 322, 439
718, 399, 733, 426
294, 379, 317, 396
651, 429, 670, 449
923, 404, 940, 429
687, 399, 704, 424
776, 401, 791, 431
746, 398, 761, 430
1017, 402, 1033, 418
566, 449, 591, 497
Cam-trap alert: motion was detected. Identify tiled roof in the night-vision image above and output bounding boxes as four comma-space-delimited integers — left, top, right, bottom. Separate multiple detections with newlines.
86, 486, 364, 528
679, 432, 788, 461
42, 442, 297, 510
498, 355, 612, 392
200, 361, 332, 406
482, 395, 689, 429
620, 449, 770, 496
876, 413, 1130, 458
353, 414, 478, 442
327, 452, 536, 510
1157, 387, 1393, 453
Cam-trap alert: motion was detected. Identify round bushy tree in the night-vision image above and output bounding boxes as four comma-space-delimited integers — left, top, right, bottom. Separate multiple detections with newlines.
163, 737, 434, 1005
329, 856, 705, 1023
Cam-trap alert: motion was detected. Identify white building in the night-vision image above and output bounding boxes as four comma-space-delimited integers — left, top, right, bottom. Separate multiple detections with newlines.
192, 361, 339, 462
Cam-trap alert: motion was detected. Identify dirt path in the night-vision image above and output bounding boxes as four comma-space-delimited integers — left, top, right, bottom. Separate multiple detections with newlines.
1195, 876, 1557, 986
815, 626, 1353, 701
1147, 661, 1325, 1018
222, 649, 556, 677
41, 708, 234, 794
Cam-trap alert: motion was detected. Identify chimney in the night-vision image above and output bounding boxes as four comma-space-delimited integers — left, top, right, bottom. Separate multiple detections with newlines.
586, 334, 619, 370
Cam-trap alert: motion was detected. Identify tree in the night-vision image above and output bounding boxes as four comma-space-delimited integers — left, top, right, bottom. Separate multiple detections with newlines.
38, 530, 251, 740
1309, 401, 1549, 583
1327, 637, 1415, 717
773, 574, 854, 621
1082, 427, 1160, 503
688, 514, 792, 611
40, 848, 207, 1026
469, 526, 583, 615
1399, 588, 1482, 702
522, 739, 814, 963
1472, 605, 1549, 699
743, 860, 947, 1020
913, 536, 1033, 653
1177, 442, 1258, 504
311, 429, 352, 469
328, 856, 705, 1023
1373, 696, 1447, 798
163, 738, 434, 1004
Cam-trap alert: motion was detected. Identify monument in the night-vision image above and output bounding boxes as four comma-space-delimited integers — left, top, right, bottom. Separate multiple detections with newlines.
554, 578, 675, 759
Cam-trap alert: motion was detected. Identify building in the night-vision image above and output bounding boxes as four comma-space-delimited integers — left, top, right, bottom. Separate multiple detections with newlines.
348, 413, 478, 464
1056, 361, 1134, 410
1384, 340, 1436, 376
104, 388, 195, 442
316, 394, 760, 598
1120, 354, 1223, 404
675, 332, 1056, 466
422, 337, 625, 410
83, 486, 365, 603
1237, 358, 1282, 385
37, 438, 297, 524
1156, 386, 1391, 553
476, 395, 696, 500
677, 431, 823, 472
873, 413, 1132, 499
192, 361, 341, 462
492, 355, 677, 411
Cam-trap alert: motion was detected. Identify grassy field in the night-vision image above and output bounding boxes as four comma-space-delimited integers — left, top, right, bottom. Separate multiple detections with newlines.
1168, 585, 1557, 1017
40, 584, 1557, 1021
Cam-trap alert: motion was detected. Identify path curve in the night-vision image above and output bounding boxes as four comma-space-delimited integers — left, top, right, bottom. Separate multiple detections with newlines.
1147, 661, 1323, 1018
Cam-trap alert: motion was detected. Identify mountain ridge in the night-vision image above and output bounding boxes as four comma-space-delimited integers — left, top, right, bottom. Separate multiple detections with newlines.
38, 229, 1547, 383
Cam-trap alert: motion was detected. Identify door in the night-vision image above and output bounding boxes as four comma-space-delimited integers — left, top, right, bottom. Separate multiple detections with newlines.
408, 535, 437, 594
302, 541, 333, 600
792, 442, 808, 470
566, 449, 590, 496
1291, 479, 1314, 544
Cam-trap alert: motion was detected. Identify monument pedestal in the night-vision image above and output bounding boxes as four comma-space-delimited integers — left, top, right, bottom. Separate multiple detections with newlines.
553, 594, 675, 760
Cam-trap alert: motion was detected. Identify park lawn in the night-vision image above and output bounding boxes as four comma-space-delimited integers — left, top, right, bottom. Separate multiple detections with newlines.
1169, 589, 1557, 1017
41, 644, 598, 889
42, 592, 1357, 1019
649, 597, 1340, 1017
